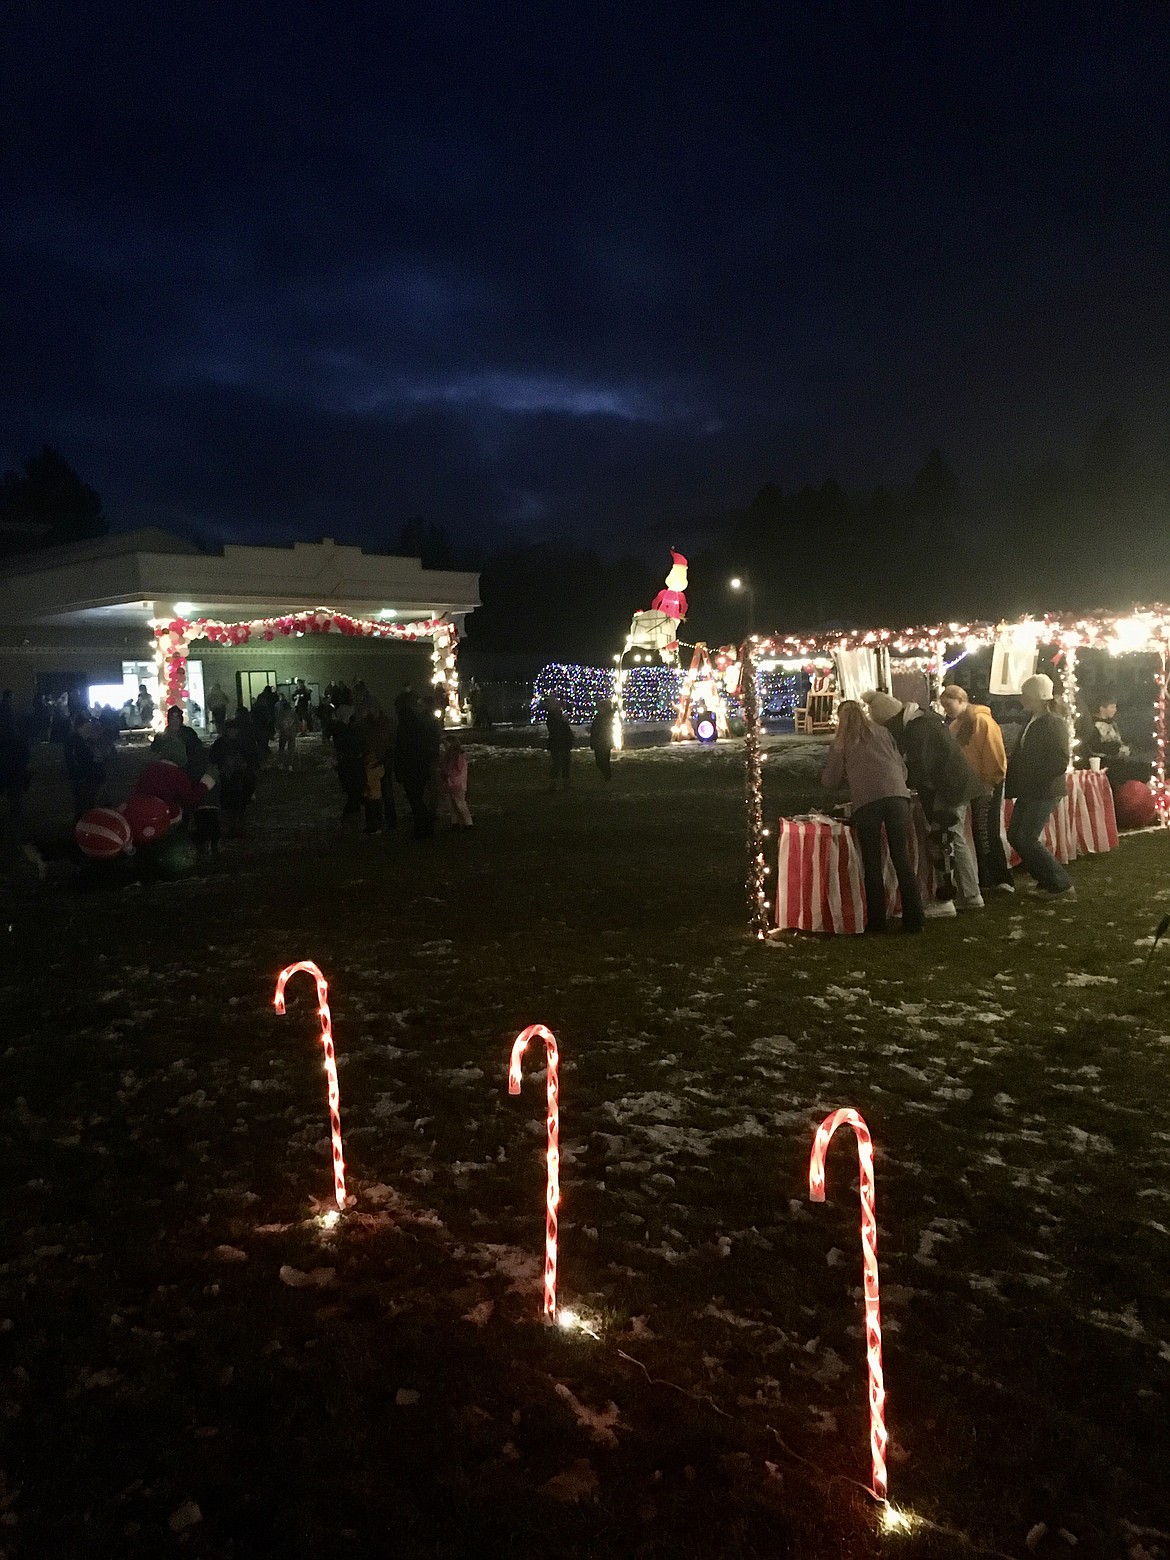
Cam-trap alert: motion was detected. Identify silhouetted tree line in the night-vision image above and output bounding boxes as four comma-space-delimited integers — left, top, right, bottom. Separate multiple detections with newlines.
6, 420, 1169, 662
0, 447, 106, 556
464, 419, 1170, 657
692, 421, 1170, 645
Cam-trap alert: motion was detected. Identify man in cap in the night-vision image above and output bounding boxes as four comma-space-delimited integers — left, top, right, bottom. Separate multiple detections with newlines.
1004, 674, 1073, 896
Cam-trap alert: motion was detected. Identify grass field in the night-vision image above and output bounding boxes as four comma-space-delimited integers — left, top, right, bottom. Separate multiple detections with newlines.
2, 736, 1169, 1558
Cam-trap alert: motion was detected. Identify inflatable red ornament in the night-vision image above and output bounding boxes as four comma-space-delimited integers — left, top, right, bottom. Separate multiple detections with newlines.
76, 808, 133, 859
120, 792, 175, 845
1114, 779, 1156, 829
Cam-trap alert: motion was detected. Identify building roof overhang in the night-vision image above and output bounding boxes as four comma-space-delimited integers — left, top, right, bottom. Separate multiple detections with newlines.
0, 532, 481, 630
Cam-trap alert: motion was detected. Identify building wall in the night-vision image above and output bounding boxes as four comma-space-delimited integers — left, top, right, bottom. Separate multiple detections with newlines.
0, 628, 146, 704
193, 636, 436, 713
0, 627, 438, 713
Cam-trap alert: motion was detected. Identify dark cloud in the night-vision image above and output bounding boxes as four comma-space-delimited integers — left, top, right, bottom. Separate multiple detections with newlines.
1, 1, 1167, 552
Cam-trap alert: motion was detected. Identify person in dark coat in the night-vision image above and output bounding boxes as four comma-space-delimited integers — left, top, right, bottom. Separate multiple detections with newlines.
250, 685, 278, 755
1074, 691, 1150, 788
546, 698, 574, 791
1005, 673, 1073, 896
64, 713, 109, 821
360, 702, 397, 832
589, 699, 615, 781
210, 719, 258, 839
0, 695, 30, 818
394, 690, 439, 838
151, 706, 207, 782
864, 690, 986, 913
293, 679, 313, 734
331, 704, 367, 830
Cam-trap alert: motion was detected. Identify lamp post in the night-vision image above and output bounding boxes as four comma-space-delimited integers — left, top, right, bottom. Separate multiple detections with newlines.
730, 576, 755, 635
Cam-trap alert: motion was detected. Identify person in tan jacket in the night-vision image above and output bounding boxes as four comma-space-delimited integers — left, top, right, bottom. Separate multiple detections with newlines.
940, 685, 1014, 893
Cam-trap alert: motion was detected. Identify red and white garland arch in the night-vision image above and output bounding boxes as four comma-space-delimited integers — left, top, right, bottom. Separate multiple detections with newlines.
151, 608, 462, 725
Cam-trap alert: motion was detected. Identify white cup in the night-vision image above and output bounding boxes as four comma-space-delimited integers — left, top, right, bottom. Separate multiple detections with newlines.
1088, 756, 1101, 771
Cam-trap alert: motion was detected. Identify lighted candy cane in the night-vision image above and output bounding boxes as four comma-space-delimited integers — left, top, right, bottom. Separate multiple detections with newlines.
508, 1024, 560, 1322
274, 961, 347, 1211
809, 1108, 888, 1503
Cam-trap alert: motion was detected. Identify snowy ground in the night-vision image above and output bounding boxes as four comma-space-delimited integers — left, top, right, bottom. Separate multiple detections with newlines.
1, 741, 1168, 1557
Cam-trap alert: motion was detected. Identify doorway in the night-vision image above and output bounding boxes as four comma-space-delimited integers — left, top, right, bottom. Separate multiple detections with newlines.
236, 669, 277, 710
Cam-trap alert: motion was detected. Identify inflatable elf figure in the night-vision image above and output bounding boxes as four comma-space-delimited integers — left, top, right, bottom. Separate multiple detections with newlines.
626, 550, 689, 665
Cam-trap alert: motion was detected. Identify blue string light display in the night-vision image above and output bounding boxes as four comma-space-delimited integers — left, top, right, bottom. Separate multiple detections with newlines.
531, 663, 800, 724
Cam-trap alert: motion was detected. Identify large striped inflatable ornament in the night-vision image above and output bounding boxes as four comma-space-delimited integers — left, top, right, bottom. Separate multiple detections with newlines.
75, 808, 133, 859
120, 792, 175, 845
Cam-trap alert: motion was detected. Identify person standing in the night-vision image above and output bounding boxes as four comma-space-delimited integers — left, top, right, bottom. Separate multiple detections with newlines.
275, 695, 298, 771
590, 699, 615, 782
136, 682, 155, 727
151, 705, 206, 781
361, 700, 397, 830
362, 746, 386, 835
0, 695, 30, 819
1005, 673, 1074, 897
250, 684, 277, 757
440, 733, 473, 827
331, 705, 366, 831
546, 698, 574, 792
863, 690, 986, 915
294, 678, 313, 734
210, 719, 257, 839
940, 685, 1014, 894
821, 701, 925, 933
394, 690, 439, 838
207, 682, 229, 733
64, 712, 109, 820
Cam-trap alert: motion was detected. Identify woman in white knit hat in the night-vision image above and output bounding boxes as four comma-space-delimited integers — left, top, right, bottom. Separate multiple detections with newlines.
1004, 674, 1073, 895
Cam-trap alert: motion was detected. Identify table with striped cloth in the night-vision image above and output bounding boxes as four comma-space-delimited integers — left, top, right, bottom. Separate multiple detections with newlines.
1066, 769, 1119, 854
776, 772, 1120, 935
774, 810, 934, 935
1002, 769, 1118, 865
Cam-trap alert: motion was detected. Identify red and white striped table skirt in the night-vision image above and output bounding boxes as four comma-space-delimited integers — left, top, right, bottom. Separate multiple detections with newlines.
776, 773, 1118, 935
1066, 769, 1119, 854
774, 810, 933, 935
1002, 769, 1118, 865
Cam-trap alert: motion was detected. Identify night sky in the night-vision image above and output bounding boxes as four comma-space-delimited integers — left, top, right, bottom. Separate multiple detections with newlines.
2, 2, 1167, 556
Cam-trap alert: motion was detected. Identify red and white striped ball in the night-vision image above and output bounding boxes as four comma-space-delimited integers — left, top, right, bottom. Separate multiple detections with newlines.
75, 808, 133, 860
120, 792, 174, 844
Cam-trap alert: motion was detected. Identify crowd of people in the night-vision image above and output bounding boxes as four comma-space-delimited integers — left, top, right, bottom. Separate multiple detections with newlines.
0, 673, 477, 881
820, 672, 1107, 932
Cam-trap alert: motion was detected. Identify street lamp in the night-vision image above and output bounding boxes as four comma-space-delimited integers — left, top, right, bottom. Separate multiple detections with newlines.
729, 576, 755, 634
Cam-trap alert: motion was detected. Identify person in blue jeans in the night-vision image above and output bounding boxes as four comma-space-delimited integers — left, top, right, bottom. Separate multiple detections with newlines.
822, 700, 925, 933
1005, 673, 1073, 896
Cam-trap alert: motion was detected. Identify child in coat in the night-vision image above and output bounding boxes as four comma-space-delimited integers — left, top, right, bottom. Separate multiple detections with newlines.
440, 735, 473, 827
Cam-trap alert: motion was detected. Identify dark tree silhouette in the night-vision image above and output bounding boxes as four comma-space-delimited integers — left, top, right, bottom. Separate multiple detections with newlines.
0, 446, 106, 554
395, 516, 457, 570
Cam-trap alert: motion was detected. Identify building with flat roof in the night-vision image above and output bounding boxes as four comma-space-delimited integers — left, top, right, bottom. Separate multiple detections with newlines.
0, 530, 480, 722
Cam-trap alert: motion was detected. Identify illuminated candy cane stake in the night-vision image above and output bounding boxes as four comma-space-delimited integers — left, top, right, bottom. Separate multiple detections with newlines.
508, 1024, 560, 1322
274, 961, 347, 1211
809, 1108, 888, 1503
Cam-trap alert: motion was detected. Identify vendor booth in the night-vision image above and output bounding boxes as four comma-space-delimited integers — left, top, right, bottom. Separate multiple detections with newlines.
742, 607, 1169, 937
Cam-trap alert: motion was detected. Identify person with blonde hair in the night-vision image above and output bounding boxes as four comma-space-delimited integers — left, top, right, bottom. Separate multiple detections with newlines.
821, 700, 924, 934
863, 688, 985, 914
